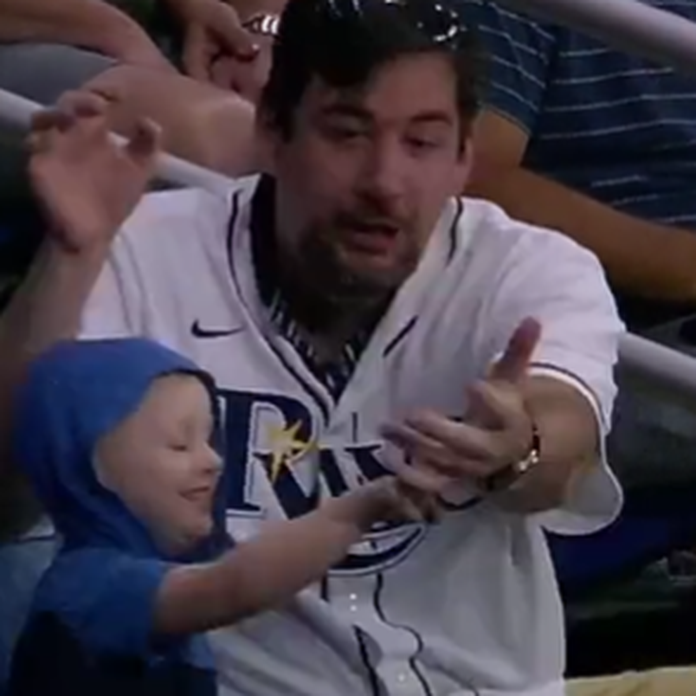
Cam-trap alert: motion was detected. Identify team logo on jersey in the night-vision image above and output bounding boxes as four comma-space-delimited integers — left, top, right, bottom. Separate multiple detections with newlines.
265, 421, 318, 483
216, 387, 428, 574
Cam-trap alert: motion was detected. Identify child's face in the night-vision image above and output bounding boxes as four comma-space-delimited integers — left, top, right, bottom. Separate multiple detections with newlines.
95, 374, 223, 556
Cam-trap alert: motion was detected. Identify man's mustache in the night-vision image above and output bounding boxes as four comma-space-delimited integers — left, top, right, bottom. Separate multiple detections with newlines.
333, 209, 405, 230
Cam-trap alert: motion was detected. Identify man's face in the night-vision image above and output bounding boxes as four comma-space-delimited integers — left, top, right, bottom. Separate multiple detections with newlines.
265, 52, 472, 301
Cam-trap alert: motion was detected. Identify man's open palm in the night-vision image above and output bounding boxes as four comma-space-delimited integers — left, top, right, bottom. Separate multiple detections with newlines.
27, 91, 161, 254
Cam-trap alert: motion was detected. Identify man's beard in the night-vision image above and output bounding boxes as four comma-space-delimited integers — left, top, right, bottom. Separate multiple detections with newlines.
295, 222, 416, 304
273, 224, 415, 333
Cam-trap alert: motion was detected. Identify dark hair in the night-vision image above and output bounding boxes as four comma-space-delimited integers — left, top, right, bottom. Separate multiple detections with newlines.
260, 0, 486, 138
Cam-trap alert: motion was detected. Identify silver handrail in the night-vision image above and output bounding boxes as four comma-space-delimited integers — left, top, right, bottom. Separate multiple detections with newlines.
0, 89, 231, 191
2, 87, 696, 408
495, 0, 696, 75
485, 0, 696, 408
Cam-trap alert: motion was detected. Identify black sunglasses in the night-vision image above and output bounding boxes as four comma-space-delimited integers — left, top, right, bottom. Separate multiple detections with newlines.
322, 0, 467, 46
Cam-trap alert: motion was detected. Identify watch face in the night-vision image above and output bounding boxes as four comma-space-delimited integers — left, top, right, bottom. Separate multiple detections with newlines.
243, 12, 280, 37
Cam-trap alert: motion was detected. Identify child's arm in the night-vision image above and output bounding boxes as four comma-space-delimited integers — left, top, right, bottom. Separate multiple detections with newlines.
153, 476, 427, 636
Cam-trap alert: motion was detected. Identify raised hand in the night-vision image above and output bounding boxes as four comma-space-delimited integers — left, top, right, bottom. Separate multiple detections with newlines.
27, 90, 161, 255
381, 318, 542, 494
323, 459, 446, 531
170, 0, 259, 83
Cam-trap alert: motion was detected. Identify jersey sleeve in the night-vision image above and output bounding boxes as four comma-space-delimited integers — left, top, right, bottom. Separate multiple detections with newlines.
79, 235, 147, 339
464, 0, 558, 133
482, 231, 624, 535
79, 186, 237, 342
78, 192, 172, 340
34, 548, 173, 659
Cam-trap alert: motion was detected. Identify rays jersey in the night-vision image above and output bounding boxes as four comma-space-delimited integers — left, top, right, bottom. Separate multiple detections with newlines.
79, 175, 624, 696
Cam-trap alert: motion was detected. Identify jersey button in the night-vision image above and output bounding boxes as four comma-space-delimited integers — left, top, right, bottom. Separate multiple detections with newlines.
379, 664, 423, 696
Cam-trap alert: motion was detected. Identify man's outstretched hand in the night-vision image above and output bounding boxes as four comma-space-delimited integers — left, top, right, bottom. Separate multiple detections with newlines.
27, 91, 161, 255
381, 318, 543, 494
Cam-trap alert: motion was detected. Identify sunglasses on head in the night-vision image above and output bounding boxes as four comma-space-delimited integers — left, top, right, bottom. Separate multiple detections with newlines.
322, 0, 467, 46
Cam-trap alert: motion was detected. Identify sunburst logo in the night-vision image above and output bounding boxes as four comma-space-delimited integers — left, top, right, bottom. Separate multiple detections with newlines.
265, 421, 318, 483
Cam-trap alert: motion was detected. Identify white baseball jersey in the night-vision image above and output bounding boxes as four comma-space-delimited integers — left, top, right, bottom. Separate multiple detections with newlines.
80, 176, 624, 696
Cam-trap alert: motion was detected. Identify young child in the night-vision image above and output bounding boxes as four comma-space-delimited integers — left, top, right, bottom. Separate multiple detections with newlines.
7, 338, 437, 696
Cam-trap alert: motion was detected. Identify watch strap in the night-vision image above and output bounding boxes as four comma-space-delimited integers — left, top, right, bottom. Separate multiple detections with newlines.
482, 421, 541, 494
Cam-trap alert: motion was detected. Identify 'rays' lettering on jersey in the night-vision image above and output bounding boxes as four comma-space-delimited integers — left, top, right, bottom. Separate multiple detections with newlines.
216, 388, 428, 575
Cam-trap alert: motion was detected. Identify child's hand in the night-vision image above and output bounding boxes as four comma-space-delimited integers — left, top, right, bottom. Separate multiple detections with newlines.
385, 459, 450, 524
323, 463, 447, 531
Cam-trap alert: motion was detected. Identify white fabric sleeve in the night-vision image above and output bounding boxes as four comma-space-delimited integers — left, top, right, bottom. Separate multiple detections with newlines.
484, 232, 625, 535
79, 234, 145, 340
529, 365, 622, 535
79, 186, 236, 342
77, 188, 202, 340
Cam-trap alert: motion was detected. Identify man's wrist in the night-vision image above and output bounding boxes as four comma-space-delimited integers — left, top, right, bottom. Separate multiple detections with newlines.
491, 428, 581, 514
482, 419, 541, 494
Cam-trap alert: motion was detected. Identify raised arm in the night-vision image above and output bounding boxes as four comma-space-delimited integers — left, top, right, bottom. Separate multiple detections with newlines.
0, 93, 160, 539
0, 0, 171, 70
155, 474, 438, 636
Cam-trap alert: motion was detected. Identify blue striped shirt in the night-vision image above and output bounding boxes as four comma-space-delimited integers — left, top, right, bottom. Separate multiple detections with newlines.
464, 0, 696, 228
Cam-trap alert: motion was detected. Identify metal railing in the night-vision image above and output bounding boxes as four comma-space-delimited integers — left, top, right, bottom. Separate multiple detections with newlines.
0, 89, 230, 192
496, 0, 696, 76
489, 0, 696, 408
2, 86, 696, 408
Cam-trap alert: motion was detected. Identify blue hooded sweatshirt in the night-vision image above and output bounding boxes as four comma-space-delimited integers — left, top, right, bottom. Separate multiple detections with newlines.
7, 338, 224, 696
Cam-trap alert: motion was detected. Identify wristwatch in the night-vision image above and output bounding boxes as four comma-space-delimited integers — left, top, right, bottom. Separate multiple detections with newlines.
242, 12, 281, 37
481, 421, 541, 494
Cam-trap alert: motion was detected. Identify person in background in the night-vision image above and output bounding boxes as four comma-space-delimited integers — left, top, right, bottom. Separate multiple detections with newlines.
0, 0, 259, 174
463, 0, 696, 330
461, 0, 696, 660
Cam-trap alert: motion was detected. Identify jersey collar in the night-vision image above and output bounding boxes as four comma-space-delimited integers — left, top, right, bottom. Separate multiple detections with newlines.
231, 175, 466, 408
248, 175, 379, 398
